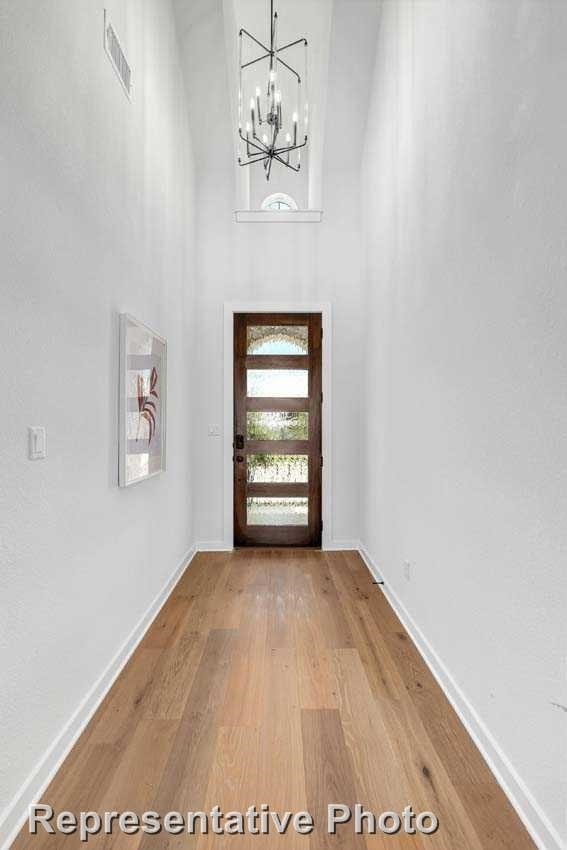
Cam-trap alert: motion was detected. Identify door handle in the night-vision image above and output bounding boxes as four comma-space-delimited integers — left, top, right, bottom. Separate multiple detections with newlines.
235, 434, 244, 449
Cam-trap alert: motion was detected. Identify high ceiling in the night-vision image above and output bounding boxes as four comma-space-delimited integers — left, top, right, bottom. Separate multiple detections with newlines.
173, 0, 381, 208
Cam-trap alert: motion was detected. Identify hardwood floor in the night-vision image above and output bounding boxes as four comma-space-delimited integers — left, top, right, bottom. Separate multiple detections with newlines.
12, 550, 536, 849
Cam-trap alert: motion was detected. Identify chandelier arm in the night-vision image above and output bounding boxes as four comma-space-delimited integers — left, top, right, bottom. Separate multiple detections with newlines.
274, 136, 308, 155
275, 56, 301, 82
240, 28, 271, 55
273, 153, 300, 172
238, 156, 269, 167
277, 37, 307, 54
241, 52, 271, 70
245, 149, 269, 159
239, 129, 268, 155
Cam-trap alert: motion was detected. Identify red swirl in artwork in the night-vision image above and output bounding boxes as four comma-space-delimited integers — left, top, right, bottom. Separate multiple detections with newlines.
136, 367, 158, 444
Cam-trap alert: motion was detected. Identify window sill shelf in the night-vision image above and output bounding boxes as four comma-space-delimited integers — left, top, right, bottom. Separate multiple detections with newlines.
234, 210, 323, 223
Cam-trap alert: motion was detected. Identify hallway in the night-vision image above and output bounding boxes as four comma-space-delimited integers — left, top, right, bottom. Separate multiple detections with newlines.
13, 551, 534, 849
2, 0, 566, 846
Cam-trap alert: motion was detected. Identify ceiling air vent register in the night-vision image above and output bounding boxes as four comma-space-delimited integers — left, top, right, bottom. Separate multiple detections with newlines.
104, 10, 132, 99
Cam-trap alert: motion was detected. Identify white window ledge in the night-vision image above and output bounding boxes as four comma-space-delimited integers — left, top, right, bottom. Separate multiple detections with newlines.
235, 210, 323, 223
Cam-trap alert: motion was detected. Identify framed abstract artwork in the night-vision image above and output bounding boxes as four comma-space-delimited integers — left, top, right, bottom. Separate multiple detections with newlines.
119, 314, 167, 487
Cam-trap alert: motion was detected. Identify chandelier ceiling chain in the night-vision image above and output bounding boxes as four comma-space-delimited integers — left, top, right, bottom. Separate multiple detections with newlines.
238, 0, 309, 181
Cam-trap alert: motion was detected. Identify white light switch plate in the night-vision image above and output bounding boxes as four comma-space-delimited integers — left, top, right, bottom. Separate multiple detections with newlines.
208, 424, 221, 437
28, 426, 47, 460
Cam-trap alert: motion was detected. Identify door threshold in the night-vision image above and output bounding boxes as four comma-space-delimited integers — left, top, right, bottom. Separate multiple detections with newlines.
233, 545, 322, 551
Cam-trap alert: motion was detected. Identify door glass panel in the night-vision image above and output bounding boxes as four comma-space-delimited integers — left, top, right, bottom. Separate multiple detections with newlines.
247, 497, 309, 526
247, 369, 308, 397
247, 325, 308, 355
247, 411, 308, 441
247, 454, 308, 483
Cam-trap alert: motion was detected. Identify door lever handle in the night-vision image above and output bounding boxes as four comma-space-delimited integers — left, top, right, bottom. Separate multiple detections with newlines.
235, 434, 244, 450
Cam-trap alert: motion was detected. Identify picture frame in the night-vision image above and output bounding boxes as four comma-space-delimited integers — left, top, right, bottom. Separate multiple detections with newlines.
119, 313, 167, 487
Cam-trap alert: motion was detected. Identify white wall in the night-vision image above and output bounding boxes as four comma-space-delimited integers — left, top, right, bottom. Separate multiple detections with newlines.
194, 168, 363, 546
0, 0, 196, 841
360, 2, 567, 847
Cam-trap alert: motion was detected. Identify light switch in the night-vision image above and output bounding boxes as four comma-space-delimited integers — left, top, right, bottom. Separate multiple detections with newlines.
28, 426, 47, 460
208, 424, 221, 437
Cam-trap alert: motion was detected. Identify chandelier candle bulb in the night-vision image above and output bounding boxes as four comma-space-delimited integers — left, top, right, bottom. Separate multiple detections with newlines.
250, 98, 256, 136
256, 87, 262, 124
238, 31, 243, 128
304, 38, 309, 126
269, 70, 276, 114
293, 112, 298, 146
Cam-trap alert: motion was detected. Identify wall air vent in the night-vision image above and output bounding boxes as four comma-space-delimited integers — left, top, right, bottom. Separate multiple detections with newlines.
104, 10, 132, 99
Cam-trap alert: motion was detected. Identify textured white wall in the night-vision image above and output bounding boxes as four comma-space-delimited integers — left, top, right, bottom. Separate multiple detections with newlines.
0, 0, 195, 833
360, 1, 567, 846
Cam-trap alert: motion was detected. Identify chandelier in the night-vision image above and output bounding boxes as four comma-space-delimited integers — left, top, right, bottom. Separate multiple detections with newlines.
238, 0, 309, 181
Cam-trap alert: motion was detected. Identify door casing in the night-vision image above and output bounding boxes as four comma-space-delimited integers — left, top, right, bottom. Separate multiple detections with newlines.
222, 302, 332, 550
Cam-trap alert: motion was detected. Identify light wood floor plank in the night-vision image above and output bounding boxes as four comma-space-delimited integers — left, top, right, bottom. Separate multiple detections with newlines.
144, 630, 206, 720
221, 589, 268, 727
97, 718, 179, 850
197, 726, 260, 850
294, 578, 339, 710
258, 648, 308, 850
301, 708, 366, 850
137, 628, 236, 850
326, 554, 405, 703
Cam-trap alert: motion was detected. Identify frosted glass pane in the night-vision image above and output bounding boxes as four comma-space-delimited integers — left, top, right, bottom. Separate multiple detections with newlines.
247, 412, 308, 441
247, 498, 308, 526
248, 455, 308, 483
248, 325, 308, 354
247, 370, 308, 397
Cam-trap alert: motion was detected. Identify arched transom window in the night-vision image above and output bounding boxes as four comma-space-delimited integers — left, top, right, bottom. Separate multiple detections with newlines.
261, 192, 298, 212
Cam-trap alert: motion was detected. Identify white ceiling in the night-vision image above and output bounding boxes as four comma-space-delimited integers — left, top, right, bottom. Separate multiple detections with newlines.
173, 0, 381, 207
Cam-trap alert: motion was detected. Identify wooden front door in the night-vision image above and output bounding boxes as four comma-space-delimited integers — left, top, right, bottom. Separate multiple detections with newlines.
234, 313, 323, 547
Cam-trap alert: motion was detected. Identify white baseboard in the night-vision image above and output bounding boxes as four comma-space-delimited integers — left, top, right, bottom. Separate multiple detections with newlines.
325, 539, 361, 551
0, 544, 197, 850
196, 540, 233, 552
357, 543, 563, 850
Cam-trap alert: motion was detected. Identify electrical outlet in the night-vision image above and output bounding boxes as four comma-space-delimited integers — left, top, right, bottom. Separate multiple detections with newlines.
208, 424, 221, 437
403, 561, 411, 581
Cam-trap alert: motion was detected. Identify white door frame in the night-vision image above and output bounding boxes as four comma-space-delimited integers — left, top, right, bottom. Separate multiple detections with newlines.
223, 301, 332, 550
